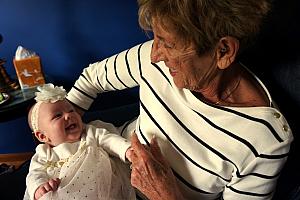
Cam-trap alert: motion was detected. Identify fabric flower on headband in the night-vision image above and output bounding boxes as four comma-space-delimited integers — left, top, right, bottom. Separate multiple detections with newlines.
35, 83, 66, 103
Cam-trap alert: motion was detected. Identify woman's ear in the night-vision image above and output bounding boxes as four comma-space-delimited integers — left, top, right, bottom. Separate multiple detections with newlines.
216, 36, 239, 69
34, 131, 47, 143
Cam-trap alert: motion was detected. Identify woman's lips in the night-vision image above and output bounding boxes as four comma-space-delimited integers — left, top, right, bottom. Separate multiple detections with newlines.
169, 68, 178, 77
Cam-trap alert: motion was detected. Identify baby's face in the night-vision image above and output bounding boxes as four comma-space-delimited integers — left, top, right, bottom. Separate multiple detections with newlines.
38, 100, 83, 146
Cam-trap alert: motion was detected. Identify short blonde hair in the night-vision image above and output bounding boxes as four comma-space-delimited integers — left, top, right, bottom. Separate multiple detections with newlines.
138, 0, 271, 55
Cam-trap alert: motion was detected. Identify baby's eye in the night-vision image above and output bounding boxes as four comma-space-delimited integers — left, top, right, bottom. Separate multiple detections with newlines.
68, 109, 74, 113
53, 113, 62, 119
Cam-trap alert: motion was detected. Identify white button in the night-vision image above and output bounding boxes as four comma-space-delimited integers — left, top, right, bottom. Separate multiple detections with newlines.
283, 125, 289, 132
273, 112, 281, 118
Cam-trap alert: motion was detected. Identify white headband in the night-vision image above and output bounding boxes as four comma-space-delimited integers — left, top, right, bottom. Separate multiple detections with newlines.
31, 83, 67, 133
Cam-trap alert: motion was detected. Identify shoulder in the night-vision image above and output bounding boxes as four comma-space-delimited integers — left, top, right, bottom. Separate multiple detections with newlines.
238, 78, 269, 107
84, 124, 96, 135
35, 143, 51, 155
128, 40, 153, 61
31, 144, 52, 165
230, 105, 293, 147
84, 123, 107, 142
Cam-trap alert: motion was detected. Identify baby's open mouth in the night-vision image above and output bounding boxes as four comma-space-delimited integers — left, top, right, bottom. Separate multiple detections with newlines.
65, 123, 77, 131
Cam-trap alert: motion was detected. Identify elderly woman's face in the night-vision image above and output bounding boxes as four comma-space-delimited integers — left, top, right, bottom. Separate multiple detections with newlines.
151, 21, 218, 91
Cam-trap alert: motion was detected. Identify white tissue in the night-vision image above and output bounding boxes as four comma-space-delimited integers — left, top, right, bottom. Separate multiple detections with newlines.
15, 46, 36, 61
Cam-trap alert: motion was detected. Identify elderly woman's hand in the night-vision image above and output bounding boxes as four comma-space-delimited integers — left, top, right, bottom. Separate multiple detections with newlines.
127, 133, 184, 200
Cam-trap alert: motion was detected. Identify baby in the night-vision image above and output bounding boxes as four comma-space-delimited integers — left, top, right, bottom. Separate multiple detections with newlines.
24, 83, 135, 200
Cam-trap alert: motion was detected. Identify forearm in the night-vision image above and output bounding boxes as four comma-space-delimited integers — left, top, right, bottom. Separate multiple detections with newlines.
85, 123, 131, 161
99, 130, 131, 162
67, 62, 104, 111
26, 172, 49, 200
67, 41, 153, 110
26, 147, 50, 200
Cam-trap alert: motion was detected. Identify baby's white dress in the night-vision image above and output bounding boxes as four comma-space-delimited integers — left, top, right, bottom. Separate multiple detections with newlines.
24, 121, 135, 200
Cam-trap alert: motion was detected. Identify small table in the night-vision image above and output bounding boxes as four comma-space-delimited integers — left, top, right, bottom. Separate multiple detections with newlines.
0, 88, 37, 122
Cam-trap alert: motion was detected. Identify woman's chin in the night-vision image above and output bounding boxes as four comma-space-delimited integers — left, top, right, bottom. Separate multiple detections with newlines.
173, 81, 186, 90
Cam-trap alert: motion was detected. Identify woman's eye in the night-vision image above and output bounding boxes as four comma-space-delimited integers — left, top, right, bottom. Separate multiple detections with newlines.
164, 43, 174, 49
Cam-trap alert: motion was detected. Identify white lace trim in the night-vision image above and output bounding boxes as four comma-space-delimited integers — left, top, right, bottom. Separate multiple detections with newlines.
31, 101, 42, 133
44, 141, 87, 170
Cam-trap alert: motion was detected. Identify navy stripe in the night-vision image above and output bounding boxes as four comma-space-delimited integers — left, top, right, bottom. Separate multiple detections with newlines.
96, 73, 106, 92
173, 169, 213, 195
137, 43, 143, 77
227, 185, 273, 197
151, 62, 172, 85
80, 73, 89, 83
139, 120, 277, 200
150, 61, 286, 157
239, 171, 280, 179
80, 74, 101, 93
138, 125, 213, 194
139, 100, 231, 182
114, 53, 130, 88
138, 126, 150, 145
140, 76, 237, 165
204, 103, 283, 143
104, 58, 119, 90
140, 75, 279, 179
150, 59, 284, 144
259, 152, 289, 159
73, 86, 95, 100
192, 109, 288, 160
125, 48, 139, 85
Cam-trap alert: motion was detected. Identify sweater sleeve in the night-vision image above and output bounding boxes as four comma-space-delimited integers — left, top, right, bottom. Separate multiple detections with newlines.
85, 122, 131, 162
67, 40, 153, 111
26, 145, 51, 200
222, 137, 292, 200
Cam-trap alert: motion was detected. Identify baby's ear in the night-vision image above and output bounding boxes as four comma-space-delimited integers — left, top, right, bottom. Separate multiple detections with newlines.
34, 131, 47, 143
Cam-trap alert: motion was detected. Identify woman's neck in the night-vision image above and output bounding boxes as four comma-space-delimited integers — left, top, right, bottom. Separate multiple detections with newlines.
193, 62, 242, 105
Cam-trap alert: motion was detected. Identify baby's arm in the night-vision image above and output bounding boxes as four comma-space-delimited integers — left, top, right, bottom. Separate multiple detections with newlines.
34, 178, 60, 200
26, 145, 58, 200
86, 122, 131, 162
100, 131, 131, 162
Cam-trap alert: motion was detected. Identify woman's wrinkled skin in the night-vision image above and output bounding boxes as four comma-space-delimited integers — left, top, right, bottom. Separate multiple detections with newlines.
127, 133, 184, 200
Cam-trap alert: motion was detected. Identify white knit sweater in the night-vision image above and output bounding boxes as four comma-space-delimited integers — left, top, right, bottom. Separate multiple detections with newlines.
67, 40, 293, 200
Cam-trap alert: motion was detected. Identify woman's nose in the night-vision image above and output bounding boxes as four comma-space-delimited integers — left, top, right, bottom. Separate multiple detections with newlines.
151, 40, 166, 63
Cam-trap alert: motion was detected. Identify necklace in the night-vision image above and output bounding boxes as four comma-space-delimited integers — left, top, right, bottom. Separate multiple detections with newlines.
214, 74, 241, 105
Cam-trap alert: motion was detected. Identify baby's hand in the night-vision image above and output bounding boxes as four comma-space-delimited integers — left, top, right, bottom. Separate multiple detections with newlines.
125, 147, 134, 162
34, 178, 60, 200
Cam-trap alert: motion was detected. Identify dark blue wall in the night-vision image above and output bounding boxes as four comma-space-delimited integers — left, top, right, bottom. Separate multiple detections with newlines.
0, 0, 147, 87
0, 0, 147, 153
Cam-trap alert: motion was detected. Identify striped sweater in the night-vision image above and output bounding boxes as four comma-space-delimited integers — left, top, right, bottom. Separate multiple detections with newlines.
67, 40, 293, 200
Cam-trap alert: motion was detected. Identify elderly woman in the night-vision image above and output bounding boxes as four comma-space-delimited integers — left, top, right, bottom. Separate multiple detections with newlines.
67, 0, 293, 199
